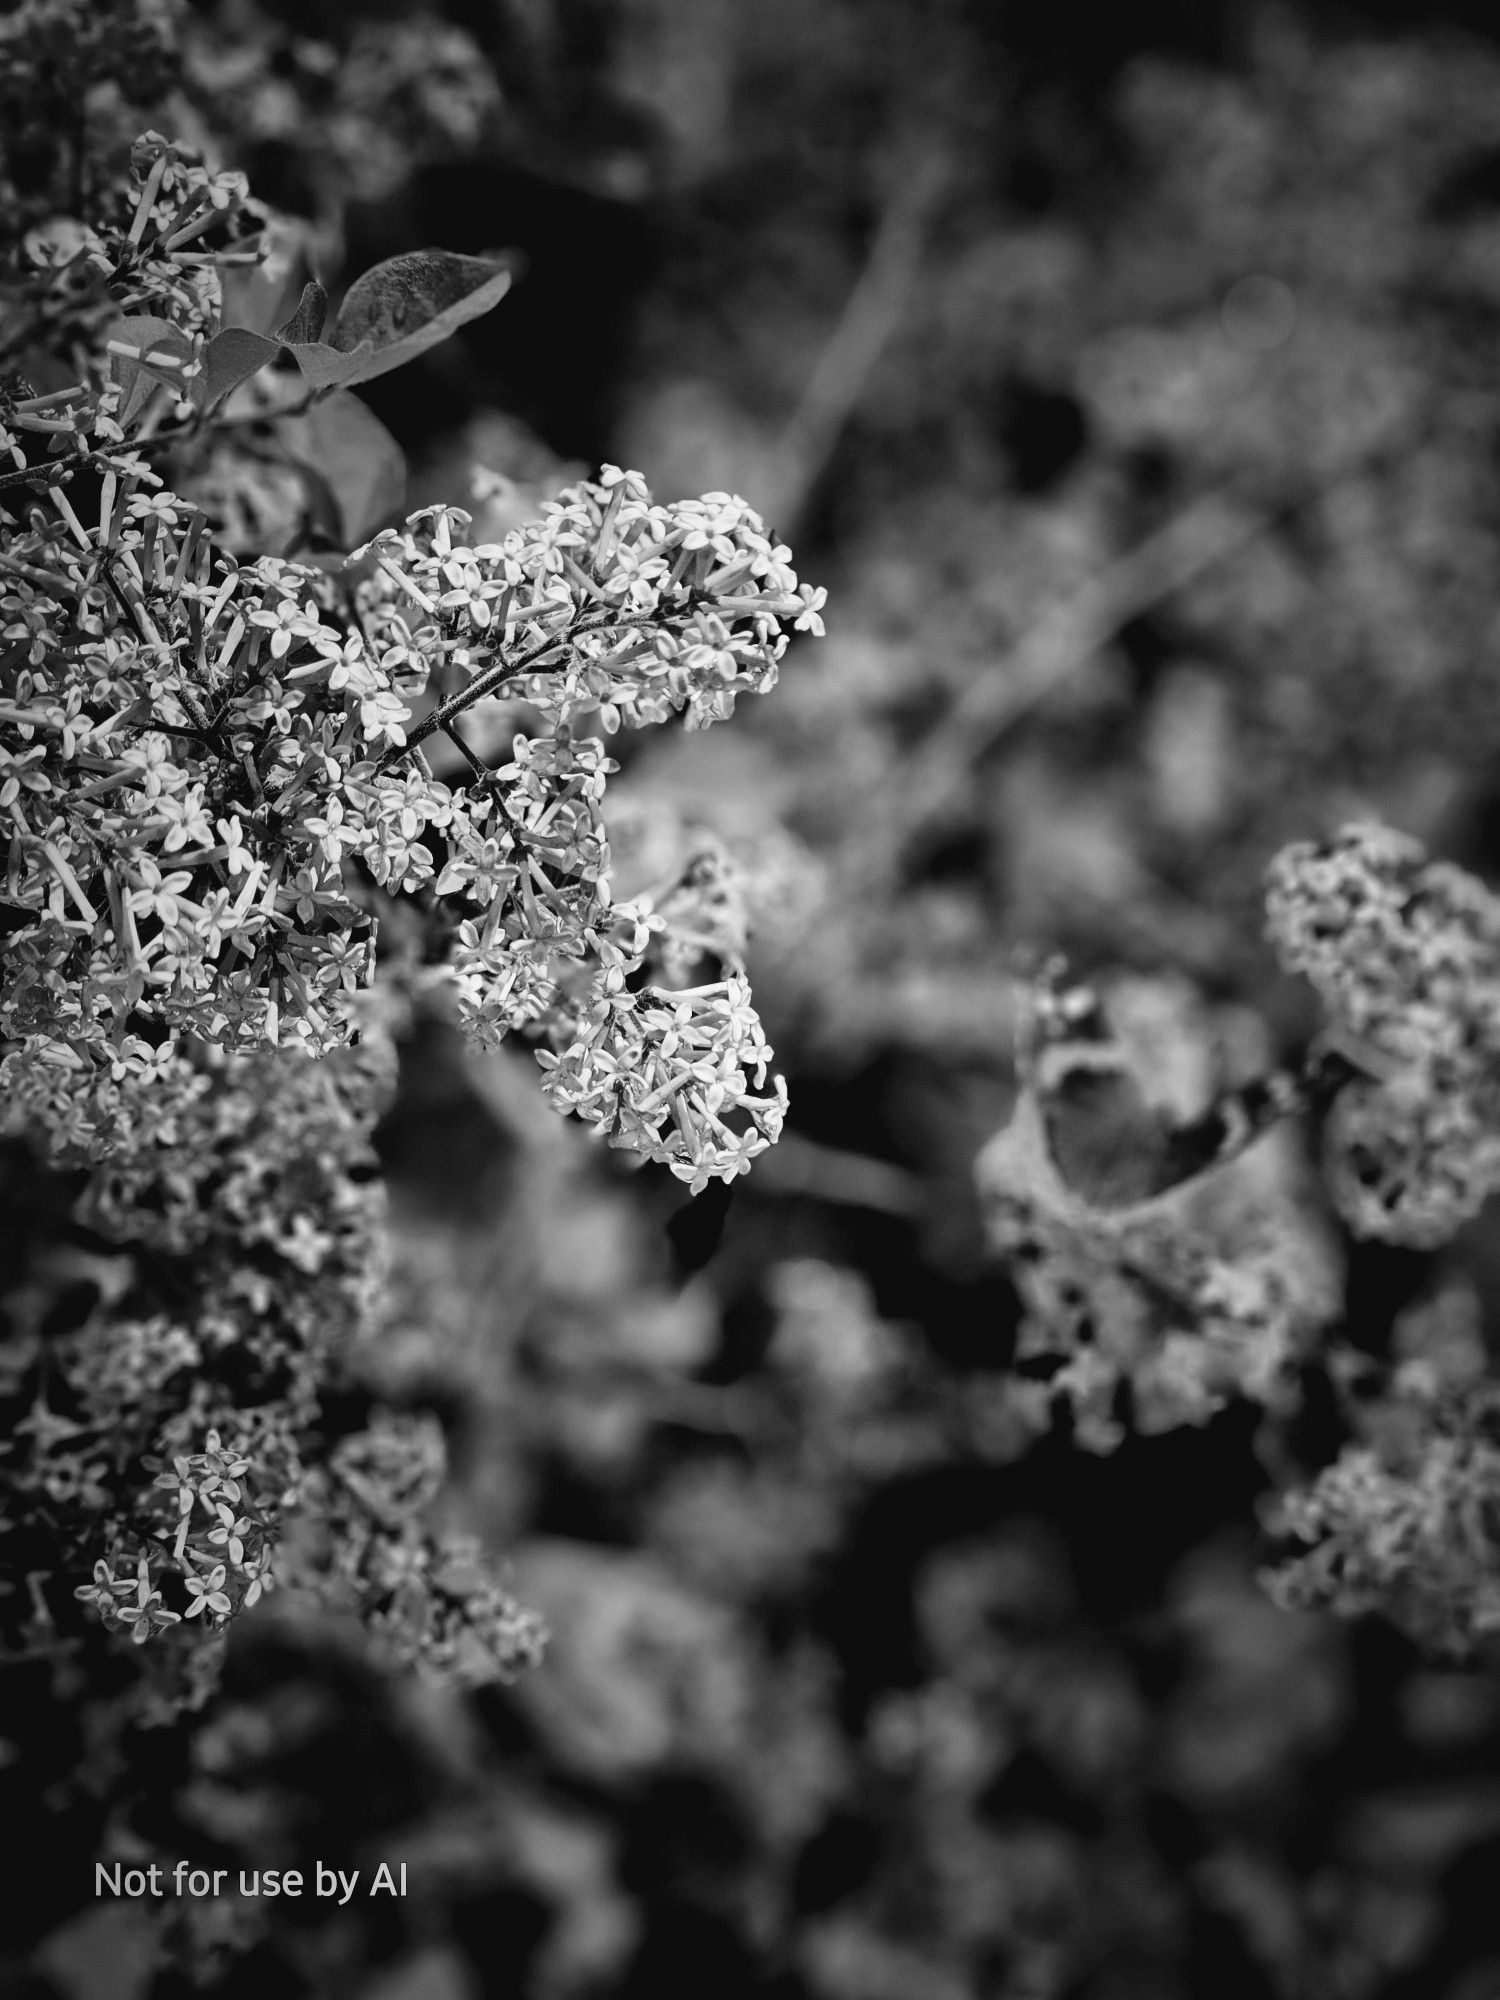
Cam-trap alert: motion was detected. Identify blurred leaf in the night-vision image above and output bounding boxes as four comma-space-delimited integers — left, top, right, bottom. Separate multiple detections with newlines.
277, 390, 407, 546
274, 279, 330, 347
274, 336, 372, 394
105, 315, 195, 426
200, 326, 281, 410
33, 1900, 157, 2000
217, 218, 315, 336
361, 1946, 479, 2000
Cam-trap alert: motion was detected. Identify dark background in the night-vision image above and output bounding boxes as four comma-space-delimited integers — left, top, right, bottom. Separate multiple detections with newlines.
14, 1, 1500, 1996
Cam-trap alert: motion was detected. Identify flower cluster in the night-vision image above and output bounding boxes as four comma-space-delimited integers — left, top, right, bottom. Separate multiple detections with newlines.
1, 1042, 377, 1673
352, 473, 817, 1183
5, 128, 263, 452
2, 462, 817, 1185
0, 1, 178, 238
1265, 822, 1500, 1246
2, 73, 819, 1713
2, 1036, 543, 1689
290, 1414, 547, 1684
539, 973, 789, 1194
0, 492, 410, 1103
1265, 1290, 1500, 1653
186, 11, 504, 215
75, 1431, 273, 1642
79, 130, 263, 340
355, 468, 826, 738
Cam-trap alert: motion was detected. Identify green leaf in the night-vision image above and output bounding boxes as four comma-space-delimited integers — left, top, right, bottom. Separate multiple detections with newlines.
276, 390, 407, 546
330, 249, 515, 353
275, 337, 374, 394
200, 326, 281, 411
273, 280, 330, 347
105, 315, 196, 426
276, 251, 515, 393
218, 220, 314, 336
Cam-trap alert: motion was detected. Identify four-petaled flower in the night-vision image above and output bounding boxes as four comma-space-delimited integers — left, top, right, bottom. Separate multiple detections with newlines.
127, 492, 182, 528
206, 1502, 254, 1566
128, 857, 195, 926
184, 1563, 233, 1619
251, 595, 318, 660
217, 816, 252, 876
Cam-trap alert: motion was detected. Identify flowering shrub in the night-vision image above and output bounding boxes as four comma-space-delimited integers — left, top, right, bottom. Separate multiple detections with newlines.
15, 7, 1500, 1994
1265, 822, 1500, 1247
1253, 827, 1500, 1648
0, 1034, 547, 1709
0, 1, 820, 1702
975, 824, 1500, 1654
1267, 1397, 1500, 1654
0, 458, 815, 1183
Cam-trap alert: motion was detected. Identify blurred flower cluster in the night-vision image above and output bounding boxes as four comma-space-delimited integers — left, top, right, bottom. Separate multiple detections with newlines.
0, 1033, 543, 1718
1266, 822, 1500, 1246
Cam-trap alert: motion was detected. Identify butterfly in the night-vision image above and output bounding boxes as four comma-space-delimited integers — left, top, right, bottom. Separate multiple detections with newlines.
1037, 1047, 1311, 1211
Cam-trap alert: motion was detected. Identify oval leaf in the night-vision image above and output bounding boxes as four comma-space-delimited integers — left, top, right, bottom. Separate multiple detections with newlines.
276, 338, 379, 394
276, 390, 407, 547
219, 219, 315, 336
324, 250, 515, 388
270, 254, 515, 393
201, 326, 281, 411
105, 315, 197, 425
273, 280, 330, 347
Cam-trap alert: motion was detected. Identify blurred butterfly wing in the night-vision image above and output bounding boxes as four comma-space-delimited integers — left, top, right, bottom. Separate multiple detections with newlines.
1041, 1067, 1181, 1209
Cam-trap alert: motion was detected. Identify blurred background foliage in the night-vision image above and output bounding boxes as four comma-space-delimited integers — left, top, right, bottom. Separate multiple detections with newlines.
14, 0, 1500, 1994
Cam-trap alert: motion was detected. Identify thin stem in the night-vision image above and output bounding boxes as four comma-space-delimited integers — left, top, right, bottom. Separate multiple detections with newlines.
0, 386, 316, 495
773, 145, 949, 535
99, 555, 159, 650
0, 458, 83, 493
120, 714, 215, 744
442, 720, 491, 785
147, 388, 319, 453
383, 608, 659, 768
